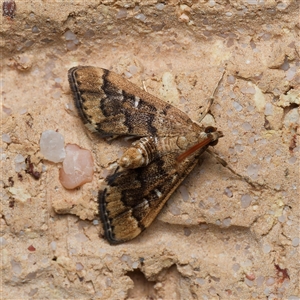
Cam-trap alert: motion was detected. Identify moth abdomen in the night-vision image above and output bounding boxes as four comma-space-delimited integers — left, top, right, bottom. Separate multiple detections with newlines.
120, 136, 157, 169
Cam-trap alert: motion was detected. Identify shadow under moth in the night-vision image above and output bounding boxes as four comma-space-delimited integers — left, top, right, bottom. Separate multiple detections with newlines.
68, 66, 224, 245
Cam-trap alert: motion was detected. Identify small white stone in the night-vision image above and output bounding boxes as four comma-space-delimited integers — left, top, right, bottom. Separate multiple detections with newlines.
232, 263, 240, 272
263, 243, 271, 253
222, 217, 231, 227
14, 154, 25, 163
76, 262, 84, 271
40, 130, 66, 163
265, 277, 275, 286
179, 185, 189, 202
0, 237, 7, 246
2, 133, 11, 143
284, 109, 299, 128
242, 122, 252, 131
156, 3, 165, 10
247, 0, 257, 4
116, 8, 127, 19
224, 187, 233, 198
93, 219, 99, 225
233, 101, 243, 111
64, 30, 77, 41
241, 194, 252, 208
292, 237, 299, 247
264, 103, 273, 116
286, 66, 297, 81
227, 75, 236, 84
256, 275, 265, 287
246, 163, 260, 179
14, 154, 26, 172
135, 13, 146, 22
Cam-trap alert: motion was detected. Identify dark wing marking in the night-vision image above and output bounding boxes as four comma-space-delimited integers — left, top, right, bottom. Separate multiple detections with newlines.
98, 153, 200, 244
68, 66, 198, 137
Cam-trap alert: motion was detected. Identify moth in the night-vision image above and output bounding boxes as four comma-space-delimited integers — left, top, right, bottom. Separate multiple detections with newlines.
68, 66, 224, 244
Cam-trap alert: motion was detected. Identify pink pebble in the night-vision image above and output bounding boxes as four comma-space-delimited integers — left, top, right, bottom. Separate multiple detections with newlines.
59, 144, 94, 189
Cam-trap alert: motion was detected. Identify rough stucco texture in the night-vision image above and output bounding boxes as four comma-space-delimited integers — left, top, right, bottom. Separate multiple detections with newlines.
1, 1, 299, 299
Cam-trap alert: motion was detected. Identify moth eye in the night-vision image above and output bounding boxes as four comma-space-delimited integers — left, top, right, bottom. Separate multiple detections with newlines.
204, 126, 216, 133
210, 140, 219, 146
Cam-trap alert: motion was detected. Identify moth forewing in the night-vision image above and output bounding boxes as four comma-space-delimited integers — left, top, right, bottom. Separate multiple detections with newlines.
68, 66, 224, 244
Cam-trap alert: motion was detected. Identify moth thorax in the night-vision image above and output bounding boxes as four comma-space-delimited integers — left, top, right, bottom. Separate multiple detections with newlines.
119, 137, 156, 169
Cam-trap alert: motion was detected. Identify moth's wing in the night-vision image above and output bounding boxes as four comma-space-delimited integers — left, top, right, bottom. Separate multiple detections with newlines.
68, 66, 197, 137
99, 153, 199, 244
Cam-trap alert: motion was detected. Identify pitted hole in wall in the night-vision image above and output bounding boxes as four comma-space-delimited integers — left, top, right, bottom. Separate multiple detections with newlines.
126, 269, 156, 299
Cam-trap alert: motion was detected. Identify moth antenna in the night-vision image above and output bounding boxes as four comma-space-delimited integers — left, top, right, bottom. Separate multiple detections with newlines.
198, 70, 226, 123
206, 148, 266, 190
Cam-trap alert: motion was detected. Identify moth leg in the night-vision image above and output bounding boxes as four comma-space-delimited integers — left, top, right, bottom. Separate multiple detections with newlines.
105, 135, 122, 142
198, 70, 226, 123
198, 98, 214, 124
206, 148, 264, 190
142, 81, 148, 92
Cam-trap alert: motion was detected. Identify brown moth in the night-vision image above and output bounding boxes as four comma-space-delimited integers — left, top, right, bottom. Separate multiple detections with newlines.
68, 66, 223, 244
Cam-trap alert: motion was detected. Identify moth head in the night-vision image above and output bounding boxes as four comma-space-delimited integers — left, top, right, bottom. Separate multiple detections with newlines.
204, 126, 224, 146
176, 126, 223, 163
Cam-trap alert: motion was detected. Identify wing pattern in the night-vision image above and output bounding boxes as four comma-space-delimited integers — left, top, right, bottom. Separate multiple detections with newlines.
68, 66, 222, 244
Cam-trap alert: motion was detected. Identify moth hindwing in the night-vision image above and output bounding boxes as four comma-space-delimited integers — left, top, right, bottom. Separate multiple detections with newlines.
68, 66, 223, 244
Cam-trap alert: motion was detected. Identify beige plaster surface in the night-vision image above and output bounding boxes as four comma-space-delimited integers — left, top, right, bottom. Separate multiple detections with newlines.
1, 1, 299, 299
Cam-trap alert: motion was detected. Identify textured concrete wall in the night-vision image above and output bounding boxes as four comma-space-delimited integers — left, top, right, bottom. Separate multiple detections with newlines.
1, 1, 299, 299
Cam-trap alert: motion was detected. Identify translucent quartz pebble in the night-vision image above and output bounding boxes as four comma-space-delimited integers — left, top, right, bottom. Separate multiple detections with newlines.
59, 144, 94, 189
40, 130, 66, 163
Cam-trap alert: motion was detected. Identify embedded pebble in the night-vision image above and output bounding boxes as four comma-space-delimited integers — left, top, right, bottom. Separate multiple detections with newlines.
0, 237, 7, 246
256, 275, 265, 287
92, 219, 99, 225
32, 26, 40, 33
40, 130, 66, 163
64, 30, 77, 40
264, 103, 273, 116
135, 13, 146, 22
286, 66, 297, 81
222, 217, 231, 227
265, 277, 275, 286
168, 202, 181, 215
232, 263, 240, 272
224, 187, 233, 198
116, 8, 127, 19
184, 228, 191, 236
156, 3, 165, 10
263, 244, 271, 253
59, 144, 94, 189
233, 101, 243, 111
179, 185, 189, 202
245, 277, 254, 287
2, 133, 11, 143
241, 194, 252, 208
196, 278, 205, 285
242, 122, 252, 131
11, 259, 22, 275
246, 164, 260, 179
14, 154, 25, 172
292, 237, 299, 247
76, 263, 84, 271
50, 241, 56, 250
283, 109, 299, 128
